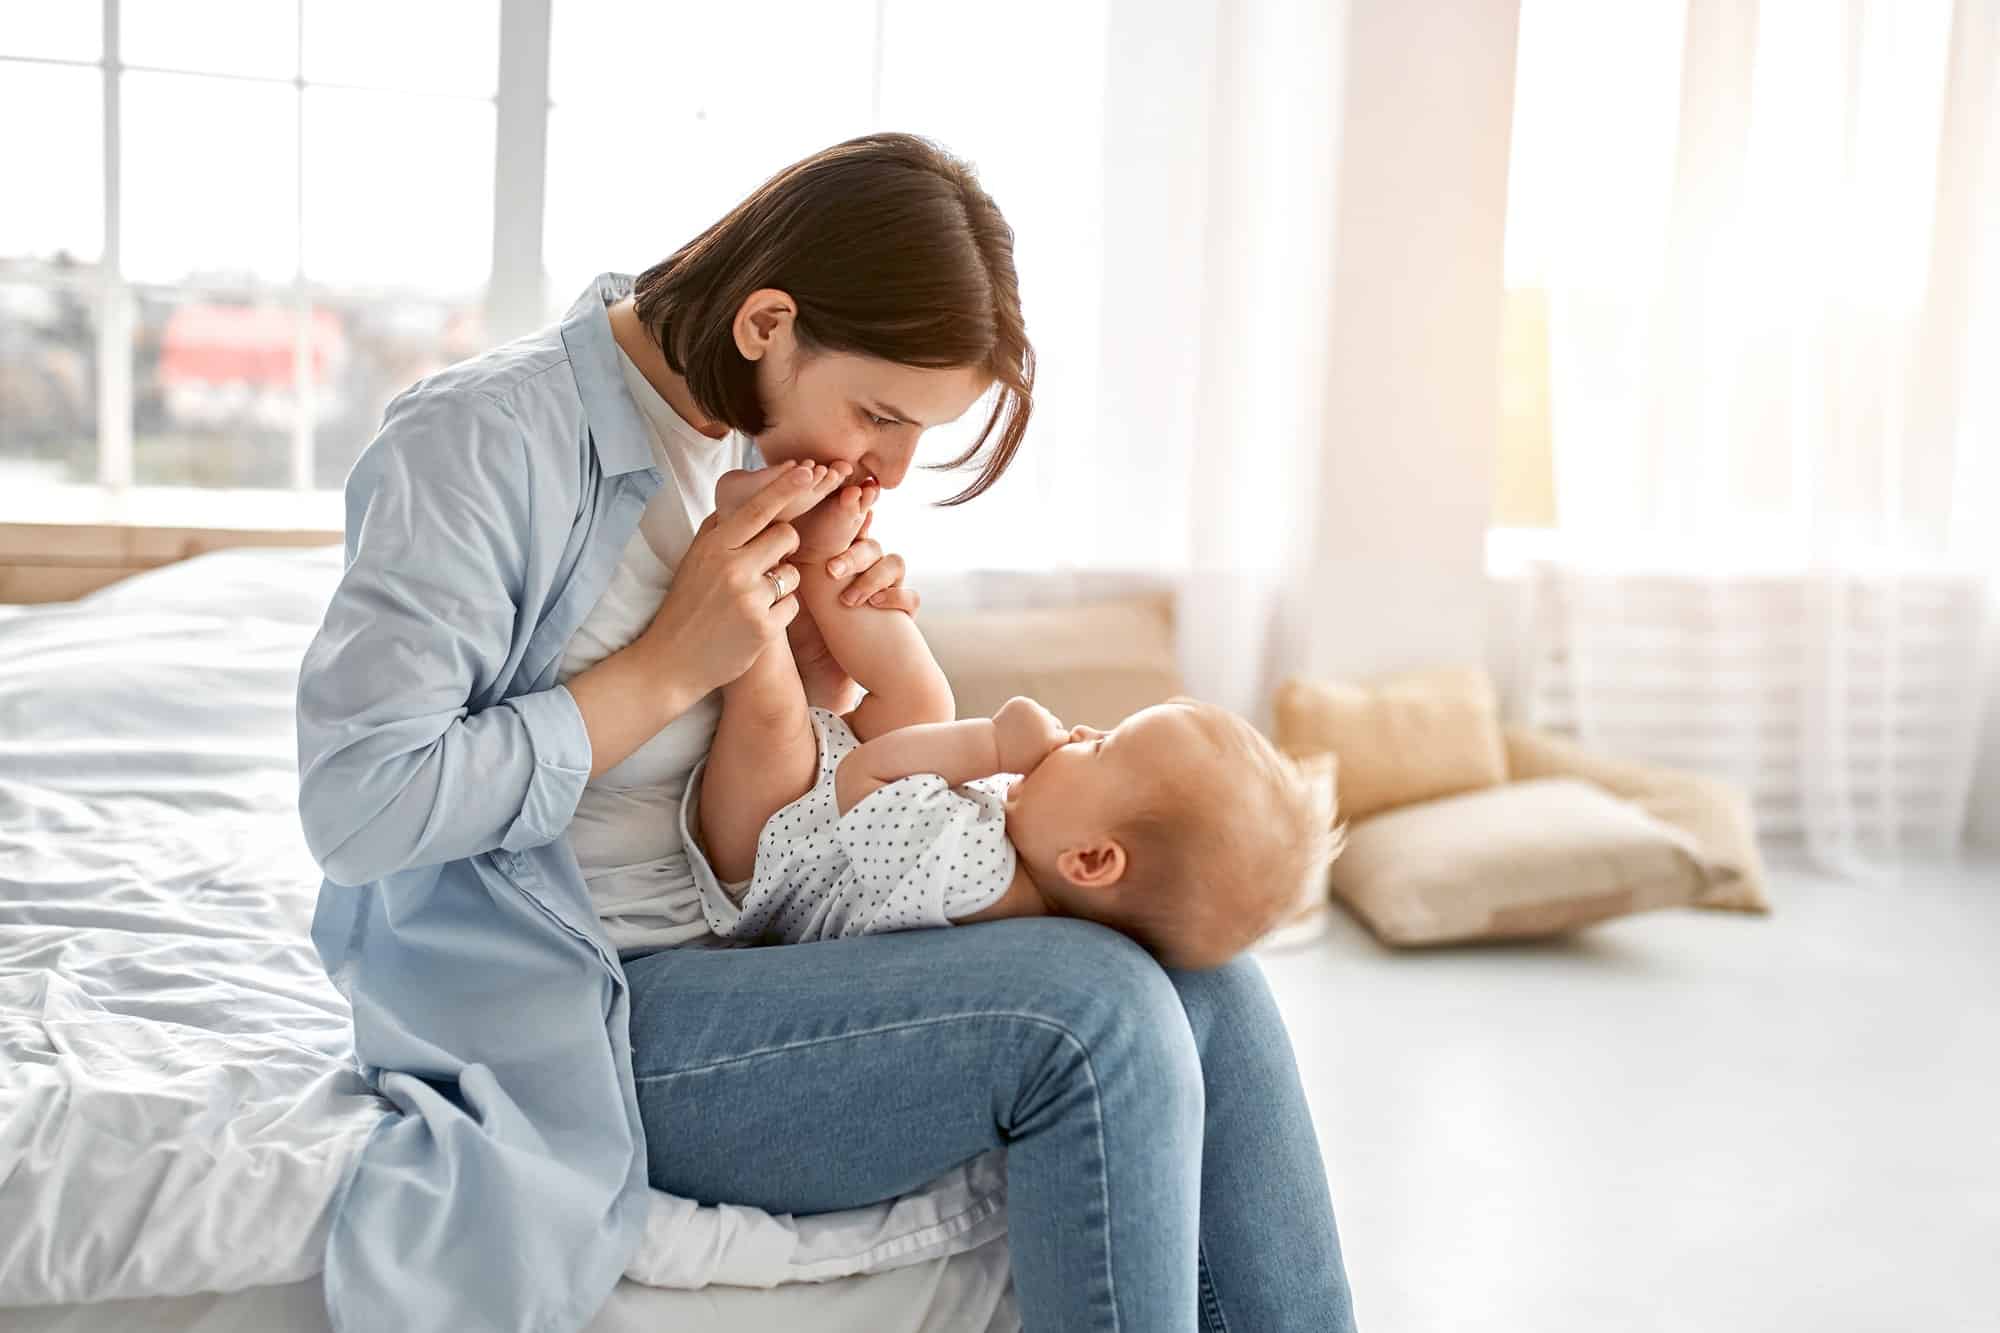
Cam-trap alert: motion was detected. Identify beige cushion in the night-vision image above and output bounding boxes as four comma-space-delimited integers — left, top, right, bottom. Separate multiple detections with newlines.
918, 595, 1184, 728
1327, 777, 1715, 946
1501, 726, 1772, 913
1274, 665, 1509, 821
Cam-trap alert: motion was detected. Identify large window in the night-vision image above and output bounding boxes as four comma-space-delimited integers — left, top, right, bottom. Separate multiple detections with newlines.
0, 2, 499, 508
0, 0, 1109, 558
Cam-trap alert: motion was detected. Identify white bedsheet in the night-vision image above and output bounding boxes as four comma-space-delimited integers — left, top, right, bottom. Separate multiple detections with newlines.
0, 545, 1016, 1330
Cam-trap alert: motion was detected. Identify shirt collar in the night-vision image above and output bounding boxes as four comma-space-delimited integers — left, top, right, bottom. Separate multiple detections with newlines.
559, 271, 658, 478
614, 341, 734, 459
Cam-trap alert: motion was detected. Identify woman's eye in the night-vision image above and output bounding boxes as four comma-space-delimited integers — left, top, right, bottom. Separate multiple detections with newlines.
864, 411, 894, 428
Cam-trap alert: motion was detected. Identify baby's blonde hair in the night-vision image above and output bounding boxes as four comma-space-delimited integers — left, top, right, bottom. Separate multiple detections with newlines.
1090, 698, 1344, 971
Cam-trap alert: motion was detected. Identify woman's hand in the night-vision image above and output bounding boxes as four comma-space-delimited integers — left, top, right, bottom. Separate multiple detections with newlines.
822, 510, 920, 613
633, 462, 844, 705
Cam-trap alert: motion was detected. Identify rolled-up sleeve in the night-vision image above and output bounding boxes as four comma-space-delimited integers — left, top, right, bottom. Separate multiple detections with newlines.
296, 386, 592, 887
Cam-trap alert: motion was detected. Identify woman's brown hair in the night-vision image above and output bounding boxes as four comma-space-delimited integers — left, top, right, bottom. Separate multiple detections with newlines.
630, 132, 1034, 505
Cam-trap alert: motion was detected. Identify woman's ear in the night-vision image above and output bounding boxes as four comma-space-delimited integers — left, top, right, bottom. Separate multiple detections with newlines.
1056, 839, 1127, 891
732, 288, 797, 363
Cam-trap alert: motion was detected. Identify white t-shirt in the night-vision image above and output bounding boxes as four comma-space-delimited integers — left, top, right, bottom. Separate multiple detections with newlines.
556, 342, 749, 956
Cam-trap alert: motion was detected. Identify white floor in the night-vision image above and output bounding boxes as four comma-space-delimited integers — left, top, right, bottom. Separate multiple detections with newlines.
1258, 852, 2000, 1333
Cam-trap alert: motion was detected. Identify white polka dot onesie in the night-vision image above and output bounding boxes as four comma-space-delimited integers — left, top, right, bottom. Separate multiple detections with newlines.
677, 707, 1017, 944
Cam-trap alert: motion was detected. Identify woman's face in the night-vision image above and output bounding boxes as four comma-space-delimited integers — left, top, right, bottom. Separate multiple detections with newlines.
734, 290, 992, 489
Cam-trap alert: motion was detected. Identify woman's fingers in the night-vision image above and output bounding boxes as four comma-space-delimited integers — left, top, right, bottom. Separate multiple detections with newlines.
766, 561, 800, 601
842, 550, 906, 607
828, 536, 880, 584
867, 585, 921, 615
737, 520, 801, 575
765, 586, 803, 630
716, 462, 813, 548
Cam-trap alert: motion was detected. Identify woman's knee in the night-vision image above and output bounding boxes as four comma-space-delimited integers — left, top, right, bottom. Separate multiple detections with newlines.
977, 918, 1204, 1122
1167, 949, 1281, 1045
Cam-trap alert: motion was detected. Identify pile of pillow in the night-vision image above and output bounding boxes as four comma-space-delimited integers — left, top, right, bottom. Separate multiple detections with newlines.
1275, 665, 1771, 946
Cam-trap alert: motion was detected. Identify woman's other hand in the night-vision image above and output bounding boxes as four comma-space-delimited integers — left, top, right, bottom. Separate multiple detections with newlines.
822, 509, 920, 613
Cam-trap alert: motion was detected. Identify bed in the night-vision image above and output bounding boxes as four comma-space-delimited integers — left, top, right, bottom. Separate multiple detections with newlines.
0, 541, 1020, 1332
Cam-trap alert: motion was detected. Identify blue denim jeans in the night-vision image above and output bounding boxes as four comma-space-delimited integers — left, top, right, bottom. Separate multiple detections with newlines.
623, 916, 1359, 1332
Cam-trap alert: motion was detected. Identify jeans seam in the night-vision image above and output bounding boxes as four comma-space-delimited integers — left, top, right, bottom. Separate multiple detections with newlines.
1197, 1235, 1230, 1333
633, 1008, 1122, 1330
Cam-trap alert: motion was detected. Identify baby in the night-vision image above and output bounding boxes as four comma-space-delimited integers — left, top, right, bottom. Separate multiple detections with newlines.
680, 460, 1336, 971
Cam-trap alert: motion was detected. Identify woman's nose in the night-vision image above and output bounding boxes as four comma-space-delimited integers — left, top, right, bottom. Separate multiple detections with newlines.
864, 440, 917, 490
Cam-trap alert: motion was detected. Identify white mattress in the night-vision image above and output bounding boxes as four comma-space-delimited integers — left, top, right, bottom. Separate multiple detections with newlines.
0, 545, 1018, 1332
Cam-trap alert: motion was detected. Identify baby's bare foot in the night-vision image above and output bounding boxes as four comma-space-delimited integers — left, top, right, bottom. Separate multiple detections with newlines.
792, 481, 880, 562
713, 462, 849, 523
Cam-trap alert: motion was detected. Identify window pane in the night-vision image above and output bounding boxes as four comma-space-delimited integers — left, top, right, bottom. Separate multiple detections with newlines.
135, 291, 308, 487
303, 87, 493, 294
121, 0, 296, 79
122, 73, 298, 286
0, 283, 98, 487
0, 62, 103, 268
303, 0, 497, 97
0, 7, 101, 62
309, 292, 488, 489
543, 0, 876, 305
549, 1, 675, 107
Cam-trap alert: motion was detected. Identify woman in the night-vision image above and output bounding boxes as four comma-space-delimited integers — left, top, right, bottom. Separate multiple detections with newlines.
295, 132, 1357, 1332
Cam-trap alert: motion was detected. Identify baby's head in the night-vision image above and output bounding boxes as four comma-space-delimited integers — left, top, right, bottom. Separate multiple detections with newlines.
1000, 696, 1339, 971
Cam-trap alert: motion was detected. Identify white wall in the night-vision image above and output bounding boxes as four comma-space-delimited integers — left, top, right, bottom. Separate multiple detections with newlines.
1306, 0, 1521, 683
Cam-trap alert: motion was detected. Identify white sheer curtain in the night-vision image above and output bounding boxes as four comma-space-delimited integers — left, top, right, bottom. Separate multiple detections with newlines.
1511, 0, 2000, 867
854, 0, 1345, 727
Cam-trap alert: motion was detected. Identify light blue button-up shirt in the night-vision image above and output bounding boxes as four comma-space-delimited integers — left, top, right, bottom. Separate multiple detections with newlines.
297, 272, 756, 1332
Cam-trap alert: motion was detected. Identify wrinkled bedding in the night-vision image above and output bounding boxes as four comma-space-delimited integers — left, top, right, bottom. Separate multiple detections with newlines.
0, 545, 1015, 1330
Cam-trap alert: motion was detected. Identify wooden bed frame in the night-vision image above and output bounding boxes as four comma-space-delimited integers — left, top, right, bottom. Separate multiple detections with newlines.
0, 522, 340, 604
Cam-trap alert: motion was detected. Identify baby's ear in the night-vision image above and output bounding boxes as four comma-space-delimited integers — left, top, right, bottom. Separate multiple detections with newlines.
1057, 839, 1127, 890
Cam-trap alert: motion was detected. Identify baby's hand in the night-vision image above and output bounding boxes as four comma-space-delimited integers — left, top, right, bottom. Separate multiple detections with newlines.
993, 696, 1068, 775
713, 461, 849, 524
790, 480, 881, 563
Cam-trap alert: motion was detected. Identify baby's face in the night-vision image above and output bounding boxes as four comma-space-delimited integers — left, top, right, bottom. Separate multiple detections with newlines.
1003, 700, 1220, 879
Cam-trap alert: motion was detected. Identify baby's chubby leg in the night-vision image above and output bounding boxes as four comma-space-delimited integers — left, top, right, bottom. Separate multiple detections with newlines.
696, 462, 847, 885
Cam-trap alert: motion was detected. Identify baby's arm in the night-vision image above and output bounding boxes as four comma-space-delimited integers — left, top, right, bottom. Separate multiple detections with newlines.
698, 463, 847, 885
791, 487, 954, 742
836, 696, 1068, 815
